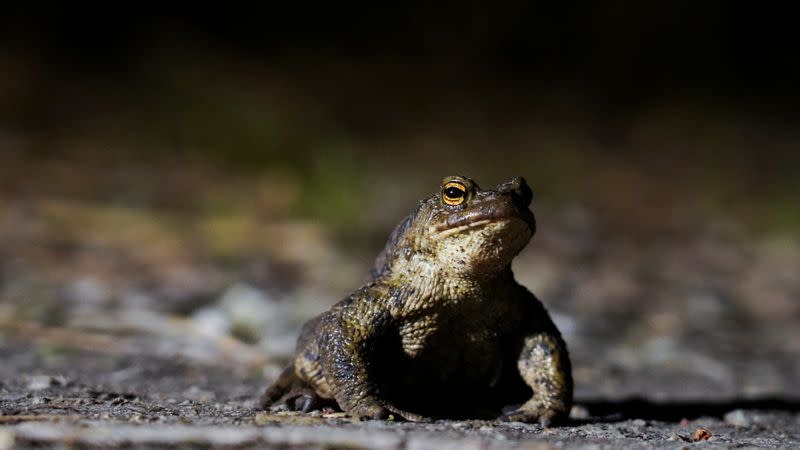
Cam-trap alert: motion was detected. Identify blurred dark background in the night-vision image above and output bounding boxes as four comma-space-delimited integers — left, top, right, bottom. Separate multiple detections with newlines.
3, 4, 800, 230
1, 5, 799, 402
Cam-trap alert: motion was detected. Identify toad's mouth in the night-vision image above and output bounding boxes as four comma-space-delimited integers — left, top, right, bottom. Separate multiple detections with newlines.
430, 211, 532, 237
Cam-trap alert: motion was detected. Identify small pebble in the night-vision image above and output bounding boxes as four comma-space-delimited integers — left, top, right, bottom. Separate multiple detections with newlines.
667, 432, 689, 442
26, 375, 55, 391
190, 306, 231, 338
724, 409, 750, 427
692, 427, 712, 441
569, 404, 590, 419
219, 283, 281, 342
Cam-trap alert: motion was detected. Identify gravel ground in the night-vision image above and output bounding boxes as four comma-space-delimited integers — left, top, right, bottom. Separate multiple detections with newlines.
1, 341, 798, 449
2, 158, 800, 448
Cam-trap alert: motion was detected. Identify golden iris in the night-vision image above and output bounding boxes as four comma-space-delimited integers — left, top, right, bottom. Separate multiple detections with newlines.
442, 181, 467, 206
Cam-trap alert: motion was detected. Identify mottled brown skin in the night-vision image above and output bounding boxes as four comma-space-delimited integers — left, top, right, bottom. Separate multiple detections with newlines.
261, 176, 573, 426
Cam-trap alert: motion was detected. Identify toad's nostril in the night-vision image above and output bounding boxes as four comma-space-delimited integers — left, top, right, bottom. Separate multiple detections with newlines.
499, 177, 533, 207
516, 177, 533, 207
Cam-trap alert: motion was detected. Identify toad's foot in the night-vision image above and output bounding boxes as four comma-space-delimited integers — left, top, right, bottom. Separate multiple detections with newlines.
280, 388, 330, 413
346, 401, 431, 422
499, 400, 569, 427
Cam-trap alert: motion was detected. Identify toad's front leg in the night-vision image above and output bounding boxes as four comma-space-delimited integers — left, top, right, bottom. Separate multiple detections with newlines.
502, 333, 573, 426
318, 294, 427, 422
501, 291, 573, 427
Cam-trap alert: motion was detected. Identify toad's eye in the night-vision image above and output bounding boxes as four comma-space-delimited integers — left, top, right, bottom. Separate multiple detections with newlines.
442, 181, 467, 206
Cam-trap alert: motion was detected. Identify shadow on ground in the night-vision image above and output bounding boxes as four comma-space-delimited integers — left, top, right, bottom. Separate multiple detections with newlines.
578, 397, 800, 422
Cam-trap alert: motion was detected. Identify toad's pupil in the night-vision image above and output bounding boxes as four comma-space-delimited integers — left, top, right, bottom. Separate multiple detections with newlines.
445, 187, 464, 199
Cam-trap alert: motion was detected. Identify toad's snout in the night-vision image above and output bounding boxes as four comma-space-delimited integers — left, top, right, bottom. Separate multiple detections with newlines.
496, 177, 535, 233
497, 177, 533, 209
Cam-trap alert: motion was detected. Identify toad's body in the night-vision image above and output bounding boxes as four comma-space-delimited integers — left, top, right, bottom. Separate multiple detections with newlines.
261, 176, 572, 425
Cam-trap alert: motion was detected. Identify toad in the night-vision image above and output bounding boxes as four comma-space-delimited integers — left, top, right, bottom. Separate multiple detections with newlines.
261, 175, 572, 426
